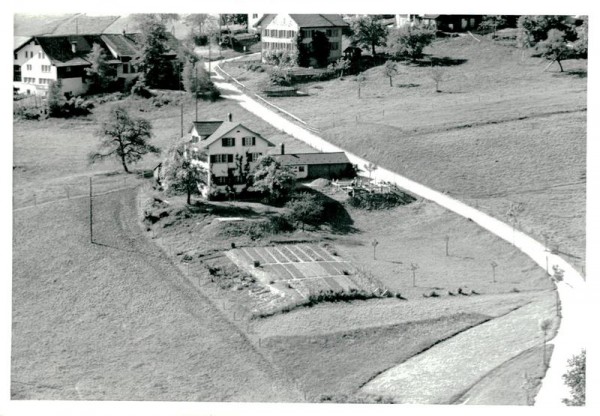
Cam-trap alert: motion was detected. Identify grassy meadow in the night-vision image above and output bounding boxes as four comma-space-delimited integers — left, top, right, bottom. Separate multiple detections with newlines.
223, 35, 587, 271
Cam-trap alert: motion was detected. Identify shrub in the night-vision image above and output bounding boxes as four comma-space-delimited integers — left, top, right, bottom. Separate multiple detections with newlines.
131, 78, 154, 98
269, 66, 292, 86
562, 349, 585, 406
14, 105, 42, 121
347, 190, 416, 210
285, 192, 326, 230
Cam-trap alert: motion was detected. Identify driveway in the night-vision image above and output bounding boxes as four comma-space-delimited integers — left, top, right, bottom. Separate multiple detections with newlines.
208, 57, 586, 406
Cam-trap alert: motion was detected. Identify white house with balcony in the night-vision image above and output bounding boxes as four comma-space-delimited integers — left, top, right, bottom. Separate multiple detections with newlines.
254, 14, 347, 66
185, 117, 276, 196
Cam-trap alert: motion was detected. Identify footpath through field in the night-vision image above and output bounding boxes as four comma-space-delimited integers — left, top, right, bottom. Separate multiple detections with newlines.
208, 56, 586, 406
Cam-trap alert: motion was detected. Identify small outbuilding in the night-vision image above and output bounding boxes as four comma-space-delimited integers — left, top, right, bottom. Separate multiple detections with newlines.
273, 151, 354, 180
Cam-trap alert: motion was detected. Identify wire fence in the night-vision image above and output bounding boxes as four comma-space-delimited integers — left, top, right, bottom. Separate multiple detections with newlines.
13, 173, 149, 211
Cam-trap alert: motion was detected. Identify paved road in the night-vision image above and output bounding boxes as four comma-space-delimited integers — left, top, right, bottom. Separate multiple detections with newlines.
12, 188, 302, 401
209, 57, 586, 406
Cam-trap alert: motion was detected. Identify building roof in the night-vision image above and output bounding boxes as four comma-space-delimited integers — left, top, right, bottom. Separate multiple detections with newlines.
422, 14, 441, 19
35, 35, 97, 66
190, 121, 275, 147
190, 121, 224, 136
50, 14, 120, 35
14, 36, 32, 50
255, 14, 348, 29
273, 152, 350, 166
101, 33, 140, 57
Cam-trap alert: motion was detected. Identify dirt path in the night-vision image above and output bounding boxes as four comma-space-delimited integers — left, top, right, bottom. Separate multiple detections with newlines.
360, 296, 554, 403
12, 188, 302, 401
208, 58, 586, 405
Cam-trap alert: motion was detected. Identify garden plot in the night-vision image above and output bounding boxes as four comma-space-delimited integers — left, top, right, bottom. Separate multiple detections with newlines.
226, 244, 378, 300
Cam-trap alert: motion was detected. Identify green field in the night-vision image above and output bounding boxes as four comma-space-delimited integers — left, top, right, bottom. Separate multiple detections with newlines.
223, 35, 587, 273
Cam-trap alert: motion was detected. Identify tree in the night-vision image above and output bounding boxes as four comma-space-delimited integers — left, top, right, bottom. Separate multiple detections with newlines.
562, 349, 586, 406
537, 29, 570, 72
136, 17, 174, 89
46, 80, 64, 117
350, 16, 387, 56
220, 14, 247, 26
161, 144, 207, 204
182, 61, 220, 100
311, 30, 331, 68
386, 26, 436, 61
573, 16, 588, 57
285, 193, 325, 231
250, 155, 296, 204
295, 32, 311, 67
85, 43, 116, 93
185, 13, 210, 34
517, 15, 577, 48
364, 162, 377, 180
430, 66, 444, 92
384, 60, 398, 87
478, 15, 507, 38
328, 57, 350, 78
89, 106, 159, 173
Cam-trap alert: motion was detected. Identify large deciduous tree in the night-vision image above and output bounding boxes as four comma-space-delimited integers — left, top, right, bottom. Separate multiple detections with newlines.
185, 13, 210, 34
182, 61, 220, 100
85, 43, 116, 92
386, 26, 436, 61
383, 60, 398, 86
478, 15, 507, 38
350, 16, 387, 56
517, 15, 577, 48
89, 106, 160, 173
285, 192, 325, 231
250, 155, 296, 204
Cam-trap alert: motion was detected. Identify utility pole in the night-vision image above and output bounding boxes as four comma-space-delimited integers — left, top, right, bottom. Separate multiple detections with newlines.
89, 176, 93, 244
181, 102, 184, 138
410, 263, 419, 287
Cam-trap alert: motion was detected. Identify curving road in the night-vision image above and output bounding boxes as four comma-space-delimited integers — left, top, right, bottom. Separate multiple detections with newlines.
208, 56, 586, 406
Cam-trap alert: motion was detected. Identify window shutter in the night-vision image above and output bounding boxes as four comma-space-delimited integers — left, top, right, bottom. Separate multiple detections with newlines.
210, 155, 216, 163
252, 137, 256, 145
228, 154, 234, 163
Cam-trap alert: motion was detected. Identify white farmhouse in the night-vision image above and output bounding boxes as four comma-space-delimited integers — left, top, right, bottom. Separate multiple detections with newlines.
185, 117, 276, 197
255, 14, 348, 66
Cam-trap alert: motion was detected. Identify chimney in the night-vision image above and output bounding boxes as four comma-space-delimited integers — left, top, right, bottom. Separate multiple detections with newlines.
227, 112, 232, 122
280, 143, 285, 155
71, 41, 77, 54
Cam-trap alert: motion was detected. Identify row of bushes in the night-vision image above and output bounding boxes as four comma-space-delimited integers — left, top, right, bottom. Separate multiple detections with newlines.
305, 287, 403, 306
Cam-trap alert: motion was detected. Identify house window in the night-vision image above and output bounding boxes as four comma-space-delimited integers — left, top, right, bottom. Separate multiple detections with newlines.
213, 176, 228, 185
191, 135, 199, 144
26, 64, 32, 71
253, 14, 258, 19
41, 65, 51, 73
221, 137, 235, 147
242, 136, 256, 146
14, 52, 17, 60
298, 166, 306, 173
330, 42, 339, 51
23, 77, 35, 83
38, 78, 53, 85
248, 152, 262, 162
326, 29, 332, 37
210, 154, 234, 164
123, 63, 129, 74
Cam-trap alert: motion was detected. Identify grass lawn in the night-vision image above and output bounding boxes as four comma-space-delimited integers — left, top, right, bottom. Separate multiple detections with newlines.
11, 189, 301, 401
222, 35, 587, 272
13, 92, 314, 209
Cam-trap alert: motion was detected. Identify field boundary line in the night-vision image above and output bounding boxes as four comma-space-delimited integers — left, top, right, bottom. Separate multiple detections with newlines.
13, 185, 139, 212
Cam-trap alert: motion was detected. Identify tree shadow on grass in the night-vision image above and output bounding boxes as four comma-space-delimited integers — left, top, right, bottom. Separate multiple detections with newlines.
296, 187, 358, 235
558, 69, 587, 78
413, 55, 469, 67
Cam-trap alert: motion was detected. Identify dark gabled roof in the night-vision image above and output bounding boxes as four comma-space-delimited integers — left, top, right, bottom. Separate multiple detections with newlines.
255, 14, 348, 29
101, 33, 140, 57
273, 152, 350, 166
190, 121, 224, 136
35, 35, 99, 66
289, 14, 348, 28
204, 122, 275, 147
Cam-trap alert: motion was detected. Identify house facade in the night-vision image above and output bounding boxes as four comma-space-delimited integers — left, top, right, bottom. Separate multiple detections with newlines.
185, 119, 276, 196
255, 14, 347, 66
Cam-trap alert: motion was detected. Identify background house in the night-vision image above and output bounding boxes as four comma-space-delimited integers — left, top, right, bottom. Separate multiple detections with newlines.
255, 14, 348, 66
13, 32, 179, 96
